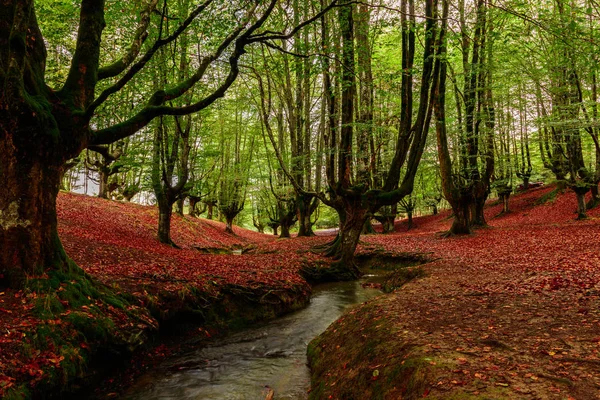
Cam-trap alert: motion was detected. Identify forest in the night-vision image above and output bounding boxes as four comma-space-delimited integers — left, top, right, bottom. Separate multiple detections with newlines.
1, 0, 600, 398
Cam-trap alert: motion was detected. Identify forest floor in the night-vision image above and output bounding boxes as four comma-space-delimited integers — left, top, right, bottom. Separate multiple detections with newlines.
1, 186, 599, 399
0, 193, 332, 398
309, 186, 600, 399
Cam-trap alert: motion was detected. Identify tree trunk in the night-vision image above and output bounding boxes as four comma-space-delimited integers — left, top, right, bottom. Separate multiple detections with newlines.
587, 185, 599, 210
450, 200, 471, 235
297, 195, 315, 237
98, 168, 109, 199
157, 200, 173, 245
176, 197, 185, 217
470, 182, 488, 227
432, 205, 438, 215
575, 188, 587, 219
272, 226, 279, 236
279, 221, 291, 238
407, 210, 413, 230
501, 193, 510, 214
330, 204, 365, 280
471, 196, 487, 227
207, 203, 214, 220
189, 197, 198, 217
225, 216, 234, 234
0, 153, 75, 289
361, 218, 375, 234
382, 216, 395, 233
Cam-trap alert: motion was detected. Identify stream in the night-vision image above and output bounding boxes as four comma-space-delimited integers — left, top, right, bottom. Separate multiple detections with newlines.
120, 275, 383, 400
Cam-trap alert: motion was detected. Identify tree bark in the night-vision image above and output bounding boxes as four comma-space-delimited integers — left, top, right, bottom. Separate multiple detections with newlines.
382, 216, 395, 233
279, 222, 291, 238
575, 187, 588, 219
225, 216, 234, 234
296, 194, 316, 237
98, 168, 110, 199
157, 200, 174, 245
331, 202, 365, 280
176, 197, 185, 217
471, 183, 488, 227
587, 185, 600, 209
450, 200, 471, 235
189, 196, 199, 217
0, 157, 74, 288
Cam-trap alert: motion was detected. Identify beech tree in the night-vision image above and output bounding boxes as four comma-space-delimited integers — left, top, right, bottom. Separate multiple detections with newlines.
0, 0, 337, 289
261, 0, 447, 278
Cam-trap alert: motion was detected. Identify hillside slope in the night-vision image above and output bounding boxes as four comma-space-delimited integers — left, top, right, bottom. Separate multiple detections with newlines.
313, 186, 600, 399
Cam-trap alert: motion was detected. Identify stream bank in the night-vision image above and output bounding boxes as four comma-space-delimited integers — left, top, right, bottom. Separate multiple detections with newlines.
81, 252, 428, 399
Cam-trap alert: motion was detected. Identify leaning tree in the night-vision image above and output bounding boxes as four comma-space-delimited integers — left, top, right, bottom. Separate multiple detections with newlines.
0, 0, 338, 289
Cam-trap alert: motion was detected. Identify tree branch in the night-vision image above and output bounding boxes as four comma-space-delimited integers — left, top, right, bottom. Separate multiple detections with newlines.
97, 0, 159, 80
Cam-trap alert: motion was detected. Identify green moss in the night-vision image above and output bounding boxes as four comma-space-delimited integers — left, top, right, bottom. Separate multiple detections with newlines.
3, 384, 31, 400
58, 345, 87, 385
33, 293, 65, 319
66, 310, 115, 342
30, 324, 63, 350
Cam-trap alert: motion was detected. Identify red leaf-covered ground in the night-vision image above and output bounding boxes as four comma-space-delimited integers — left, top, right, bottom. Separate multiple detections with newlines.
1, 192, 327, 398
57, 192, 322, 296
3, 186, 600, 398
312, 186, 600, 399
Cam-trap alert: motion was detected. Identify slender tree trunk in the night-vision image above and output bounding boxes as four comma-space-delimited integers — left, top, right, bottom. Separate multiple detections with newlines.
471, 193, 487, 227
575, 188, 588, 219
207, 203, 214, 220
432, 205, 438, 215
98, 168, 109, 199
499, 192, 511, 214
362, 215, 376, 234
588, 185, 600, 209
272, 226, 279, 236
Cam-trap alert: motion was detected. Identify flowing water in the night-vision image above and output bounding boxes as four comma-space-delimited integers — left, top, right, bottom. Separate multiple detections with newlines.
120, 276, 383, 400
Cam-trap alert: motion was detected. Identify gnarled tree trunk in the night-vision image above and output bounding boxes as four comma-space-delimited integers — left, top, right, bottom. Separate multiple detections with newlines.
0, 148, 75, 288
